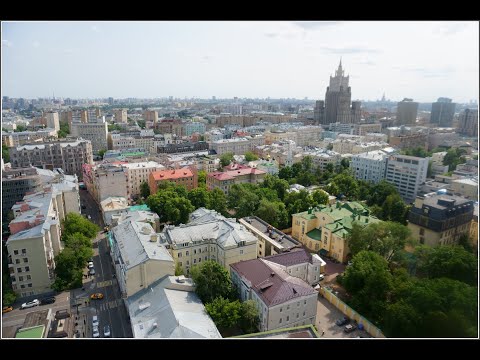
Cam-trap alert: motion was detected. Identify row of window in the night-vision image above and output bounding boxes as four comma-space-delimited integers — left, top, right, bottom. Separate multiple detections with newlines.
16, 266, 31, 273
12, 249, 27, 256
12, 283, 33, 290
279, 311, 306, 324
11, 274, 32, 282
13, 258, 28, 264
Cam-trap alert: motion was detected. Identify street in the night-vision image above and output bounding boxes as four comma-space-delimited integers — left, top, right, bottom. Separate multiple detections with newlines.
76, 190, 133, 338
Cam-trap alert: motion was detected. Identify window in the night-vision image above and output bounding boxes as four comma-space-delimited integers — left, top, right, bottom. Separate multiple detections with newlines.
17, 268, 22, 273
19, 276, 24, 282
20, 285, 25, 289
280, 307, 283, 313
27, 275, 31, 280
27, 283, 32, 288
178, 252, 182, 258
22, 249, 26, 254
419, 228, 425, 235
286, 316, 289, 321
297, 313, 299, 318
304, 300, 306, 305
303, 311, 306, 316
194, 249, 196, 255
186, 261, 189, 265
186, 251, 189, 256
205, 256, 208, 260
179, 262, 182, 267
15, 259, 20, 264
23, 258, 28, 263
240, 250, 244, 255
14, 250, 19, 255
25, 266, 30, 272
199, 258, 202, 263
279, 318, 282, 324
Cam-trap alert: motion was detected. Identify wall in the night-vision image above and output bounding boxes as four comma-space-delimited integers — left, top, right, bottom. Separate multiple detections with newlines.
319, 286, 385, 338
125, 259, 174, 297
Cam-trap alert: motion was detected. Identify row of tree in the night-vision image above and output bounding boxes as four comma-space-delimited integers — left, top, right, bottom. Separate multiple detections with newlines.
190, 261, 259, 335
52, 213, 100, 291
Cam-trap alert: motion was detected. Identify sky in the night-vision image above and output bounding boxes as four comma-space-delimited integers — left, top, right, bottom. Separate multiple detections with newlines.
1, 21, 479, 103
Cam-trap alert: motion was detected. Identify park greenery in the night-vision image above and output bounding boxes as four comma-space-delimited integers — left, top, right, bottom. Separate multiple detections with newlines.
2, 144, 10, 163
57, 120, 70, 138
52, 213, 99, 291
219, 152, 234, 167
244, 151, 259, 162
341, 246, 478, 337
443, 147, 467, 172
191, 261, 259, 335
140, 181, 150, 199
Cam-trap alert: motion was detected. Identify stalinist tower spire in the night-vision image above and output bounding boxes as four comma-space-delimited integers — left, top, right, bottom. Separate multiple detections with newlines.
335, 57, 344, 77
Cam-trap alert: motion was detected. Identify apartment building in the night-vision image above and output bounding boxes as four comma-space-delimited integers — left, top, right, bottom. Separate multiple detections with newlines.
100, 197, 130, 226
388, 133, 428, 151
159, 208, 257, 275
230, 257, 318, 332
148, 167, 197, 194
70, 121, 108, 152
457, 108, 478, 137
8, 140, 93, 178
143, 110, 158, 124
122, 161, 165, 199
82, 163, 128, 204
206, 166, 266, 195
210, 136, 265, 156
110, 211, 175, 297
302, 149, 341, 171
6, 174, 80, 297
408, 192, 474, 246
331, 139, 389, 155
291, 202, 380, 262
451, 178, 478, 200
353, 123, 382, 136
351, 150, 389, 184
2, 128, 58, 147
385, 154, 428, 203
185, 122, 206, 136
113, 109, 128, 123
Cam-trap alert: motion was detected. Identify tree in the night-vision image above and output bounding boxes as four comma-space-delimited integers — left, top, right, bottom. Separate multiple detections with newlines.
401, 147, 431, 158
284, 189, 315, 217
98, 148, 107, 159
147, 190, 195, 225
64, 233, 94, 268
458, 233, 474, 253
190, 260, 234, 303
63, 213, 100, 239
240, 300, 259, 334
244, 151, 259, 162
197, 170, 207, 188
227, 184, 260, 218
58, 121, 70, 138
260, 175, 289, 201
311, 189, 329, 205
329, 173, 359, 199
2, 144, 10, 162
220, 152, 234, 167
175, 262, 184, 276
188, 187, 211, 209
52, 248, 83, 291
427, 160, 433, 178
340, 158, 350, 170
366, 180, 399, 207
347, 222, 412, 263
443, 148, 467, 172
140, 181, 150, 199
207, 188, 228, 215
205, 297, 242, 329
382, 194, 408, 224
416, 245, 478, 286
278, 166, 293, 181
13, 124, 27, 132
255, 199, 289, 229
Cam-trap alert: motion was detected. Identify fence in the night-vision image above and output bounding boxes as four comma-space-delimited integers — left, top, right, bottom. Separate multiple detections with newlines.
319, 286, 385, 338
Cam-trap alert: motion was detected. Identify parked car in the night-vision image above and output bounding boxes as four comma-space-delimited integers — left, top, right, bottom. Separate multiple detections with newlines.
21, 299, 40, 309
2, 306, 13, 314
40, 297, 56, 305
88, 261, 94, 269
87, 215, 92, 220
336, 316, 350, 326
344, 324, 357, 333
92, 315, 99, 327
104, 325, 111, 337
92, 326, 100, 338
89, 268, 96, 276
318, 274, 325, 281
91, 293, 104, 300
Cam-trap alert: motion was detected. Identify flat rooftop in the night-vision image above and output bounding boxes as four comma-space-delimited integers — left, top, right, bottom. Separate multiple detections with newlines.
242, 216, 300, 249
232, 325, 320, 338
15, 325, 45, 338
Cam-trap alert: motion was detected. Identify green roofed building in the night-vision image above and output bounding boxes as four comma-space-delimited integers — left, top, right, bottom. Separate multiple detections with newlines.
15, 325, 45, 338
291, 201, 381, 262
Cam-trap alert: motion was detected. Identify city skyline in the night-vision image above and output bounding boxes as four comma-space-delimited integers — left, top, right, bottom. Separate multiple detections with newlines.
2, 21, 479, 102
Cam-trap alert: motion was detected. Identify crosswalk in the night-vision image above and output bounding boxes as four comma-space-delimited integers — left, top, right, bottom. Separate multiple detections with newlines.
98, 299, 123, 311
96, 280, 113, 288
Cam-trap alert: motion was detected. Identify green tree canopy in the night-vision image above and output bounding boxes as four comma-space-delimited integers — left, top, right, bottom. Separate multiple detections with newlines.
98, 149, 107, 159
63, 232, 94, 268
347, 222, 413, 263
443, 148, 467, 172
205, 297, 242, 329
188, 187, 211, 209
239, 300, 259, 334
244, 151, 259, 162
255, 199, 289, 229
311, 189, 329, 206
207, 188, 228, 216
190, 260, 234, 303
2, 144, 10, 163
260, 175, 289, 201
197, 170, 207, 188
140, 181, 150, 199
220, 152, 234, 167
52, 248, 83, 291
146, 189, 194, 225
63, 213, 100, 239
227, 184, 261, 218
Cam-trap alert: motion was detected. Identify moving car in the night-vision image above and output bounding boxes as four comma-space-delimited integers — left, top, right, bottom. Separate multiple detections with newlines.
335, 316, 350, 326
104, 325, 111, 337
344, 324, 357, 333
21, 299, 40, 309
92, 315, 99, 327
92, 326, 100, 338
90, 293, 104, 300
2, 306, 13, 314
40, 297, 56, 305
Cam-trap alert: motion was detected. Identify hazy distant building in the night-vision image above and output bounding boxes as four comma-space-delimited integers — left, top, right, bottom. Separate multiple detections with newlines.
324, 60, 354, 124
45, 112, 60, 132
457, 108, 478, 137
144, 110, 158, 124
70, 120, 108, 153
396, 98, 418, 125
114, 109, 128, 123
313, 100, 325, 124
430, 98, 456, 127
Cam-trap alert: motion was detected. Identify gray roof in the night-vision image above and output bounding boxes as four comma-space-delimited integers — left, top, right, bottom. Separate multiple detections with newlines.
163, 219, 257, 249
112, 220, 173, 270
7, 223, 45, 241
422, 193, 473, 210
189, 207, 227, 224
127, 276, 221, 338
242, 216, 300, 249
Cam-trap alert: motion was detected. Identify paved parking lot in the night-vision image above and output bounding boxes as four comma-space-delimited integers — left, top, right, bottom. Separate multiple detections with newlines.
315, 295, 372, 339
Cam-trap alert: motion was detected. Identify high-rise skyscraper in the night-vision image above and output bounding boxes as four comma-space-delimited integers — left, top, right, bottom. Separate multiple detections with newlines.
457, 108, 478, 137
396, 98, 418, 125
313, 100, 325, 124
430, 98, 456, 127
323, 60, 360, 124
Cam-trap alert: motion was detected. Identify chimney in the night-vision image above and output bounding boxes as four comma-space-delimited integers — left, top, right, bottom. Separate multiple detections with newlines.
150, 234, 157, 242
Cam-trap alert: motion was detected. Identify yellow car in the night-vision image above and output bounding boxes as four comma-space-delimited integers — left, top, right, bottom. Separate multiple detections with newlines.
2, 306, 13, 314
90, 293, 104, 300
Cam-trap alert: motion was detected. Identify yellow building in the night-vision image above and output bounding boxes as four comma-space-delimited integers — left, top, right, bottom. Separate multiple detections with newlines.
291, 202, 380, 263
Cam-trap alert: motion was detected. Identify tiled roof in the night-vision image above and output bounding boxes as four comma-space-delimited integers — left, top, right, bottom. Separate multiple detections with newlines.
230, 258, 316, 307
151, 168, 194, 181
263, 248, 313, 266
